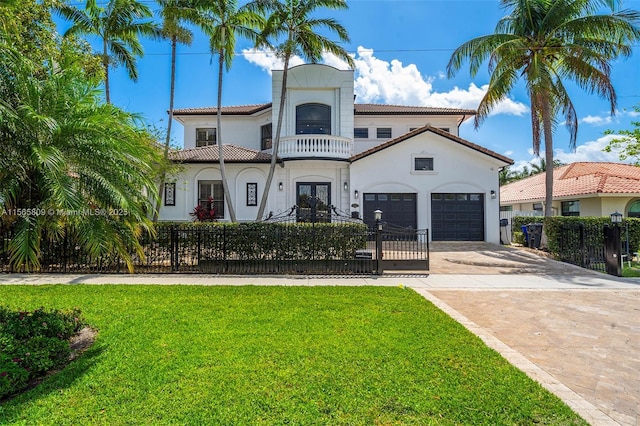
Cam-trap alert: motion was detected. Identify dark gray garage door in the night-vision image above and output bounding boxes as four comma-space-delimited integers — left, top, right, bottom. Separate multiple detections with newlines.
431, 193, 484, 241
363, 193, 417, 228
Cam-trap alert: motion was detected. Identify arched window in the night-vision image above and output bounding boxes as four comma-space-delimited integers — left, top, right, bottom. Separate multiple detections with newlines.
296, 103, 331, 135
628, 200, 640, 218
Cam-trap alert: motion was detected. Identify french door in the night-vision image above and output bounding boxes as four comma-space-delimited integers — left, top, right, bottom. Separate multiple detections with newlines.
296, 182, 331, 223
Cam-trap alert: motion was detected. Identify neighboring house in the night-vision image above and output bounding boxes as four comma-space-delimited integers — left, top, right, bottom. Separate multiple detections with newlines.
158, 64, 513, 243
500, 162, 640, 217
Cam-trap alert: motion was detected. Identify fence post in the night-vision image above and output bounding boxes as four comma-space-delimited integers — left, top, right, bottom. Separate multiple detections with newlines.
375, 210, 383, 275
171, 225, 178, 272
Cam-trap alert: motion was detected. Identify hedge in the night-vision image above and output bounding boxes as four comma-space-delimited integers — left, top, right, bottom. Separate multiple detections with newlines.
510, 216, 640, 258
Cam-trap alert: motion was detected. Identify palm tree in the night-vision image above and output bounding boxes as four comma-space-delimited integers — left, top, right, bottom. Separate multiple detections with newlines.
153, 0, 201, 221
0, 46, 161, 271
57, 0, 162, 104
447, 0, 639, 217
254, 0, 355, 220
200, 0, 264, 223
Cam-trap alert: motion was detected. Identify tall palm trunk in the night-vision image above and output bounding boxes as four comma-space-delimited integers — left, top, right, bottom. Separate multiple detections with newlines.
216, 41, 236, 222
256, 52, 290, 220
153, 35, 178, 222
541, 96, 554, 218
103, 38, 110, 104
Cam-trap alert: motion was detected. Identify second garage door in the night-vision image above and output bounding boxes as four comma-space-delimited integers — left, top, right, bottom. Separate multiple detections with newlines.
431, 193, 484, 241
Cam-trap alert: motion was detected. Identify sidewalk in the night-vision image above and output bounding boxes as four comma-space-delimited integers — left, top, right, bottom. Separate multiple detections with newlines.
0, 272, 638, 289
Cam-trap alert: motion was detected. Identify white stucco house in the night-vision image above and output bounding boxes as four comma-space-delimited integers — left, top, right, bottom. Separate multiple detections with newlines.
158, 64, 513, 243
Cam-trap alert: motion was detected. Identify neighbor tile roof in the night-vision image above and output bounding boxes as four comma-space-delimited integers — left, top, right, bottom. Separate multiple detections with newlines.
350, 125, 513, 165
173, 103, 476, 116
501, 162, 640, 203
170, 144, 273, 163
353, 104, 476, 115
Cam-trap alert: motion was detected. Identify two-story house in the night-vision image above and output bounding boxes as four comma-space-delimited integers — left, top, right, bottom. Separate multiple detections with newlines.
158, 64, 513, 243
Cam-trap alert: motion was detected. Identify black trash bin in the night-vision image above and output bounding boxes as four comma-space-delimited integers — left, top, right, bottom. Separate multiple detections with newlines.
526, 223, 543, 249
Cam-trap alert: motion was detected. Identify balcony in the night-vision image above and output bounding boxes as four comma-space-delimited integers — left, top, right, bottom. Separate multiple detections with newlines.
278, 135, 352, 159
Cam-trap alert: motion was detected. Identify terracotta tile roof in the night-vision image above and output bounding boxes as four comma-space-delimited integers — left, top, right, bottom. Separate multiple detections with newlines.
350, 125, 513, 165
354, 104, 476, 115
173, 103, 476, 116
500, 162, 640, 203
170, 144, 273, 163
173, 104, 272, 115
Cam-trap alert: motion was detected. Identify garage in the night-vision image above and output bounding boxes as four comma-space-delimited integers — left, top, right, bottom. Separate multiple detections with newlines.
431, 193, 484, 241
363, 193, 417, 228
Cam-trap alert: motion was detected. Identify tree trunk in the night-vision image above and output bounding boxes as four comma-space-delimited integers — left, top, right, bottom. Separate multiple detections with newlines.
103, 38, 110, 104
541, 97, 555, 217
256, 53, 290, 220
217, 43, 236, 222
153, 36, 178, 222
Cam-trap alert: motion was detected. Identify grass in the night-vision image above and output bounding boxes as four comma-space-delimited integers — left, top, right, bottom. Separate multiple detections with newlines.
0, 285, 586, 425
623, 260, 640, 277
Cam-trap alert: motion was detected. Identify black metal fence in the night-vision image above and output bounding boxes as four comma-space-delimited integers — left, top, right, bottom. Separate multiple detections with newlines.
0, 207, 429, 275
557, 222, 607, 273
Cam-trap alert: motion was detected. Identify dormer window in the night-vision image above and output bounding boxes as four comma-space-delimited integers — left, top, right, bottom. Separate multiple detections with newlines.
196, 128, 217, 147
296, 103, 331, 135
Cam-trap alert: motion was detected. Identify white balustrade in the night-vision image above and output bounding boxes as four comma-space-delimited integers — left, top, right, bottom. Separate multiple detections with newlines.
278, 135, 353, 159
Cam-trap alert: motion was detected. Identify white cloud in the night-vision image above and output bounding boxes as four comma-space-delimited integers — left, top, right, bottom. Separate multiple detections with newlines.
241, 48, 304, 75
553, 135, 626, 163
241, 46, 529, 116
580, 114, 613, 126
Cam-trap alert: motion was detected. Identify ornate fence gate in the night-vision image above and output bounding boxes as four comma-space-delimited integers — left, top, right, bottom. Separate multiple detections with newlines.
378, 224, 430, 272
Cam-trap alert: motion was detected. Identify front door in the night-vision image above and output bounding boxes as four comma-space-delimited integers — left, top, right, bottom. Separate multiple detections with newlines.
297, 182, 331, 223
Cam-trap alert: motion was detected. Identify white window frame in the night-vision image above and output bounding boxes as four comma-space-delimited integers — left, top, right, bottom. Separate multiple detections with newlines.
411, 154, 437, 175
196, 128, 217, 147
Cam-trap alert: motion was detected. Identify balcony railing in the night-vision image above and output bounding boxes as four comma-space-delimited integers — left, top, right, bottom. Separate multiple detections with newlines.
278, 135, 352, 159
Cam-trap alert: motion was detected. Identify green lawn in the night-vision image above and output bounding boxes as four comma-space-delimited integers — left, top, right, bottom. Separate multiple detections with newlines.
0, 285, 586, 425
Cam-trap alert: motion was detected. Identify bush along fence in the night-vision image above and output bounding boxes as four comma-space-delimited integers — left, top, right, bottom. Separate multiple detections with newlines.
510, 216, 640, 275
0, 213, 429, 275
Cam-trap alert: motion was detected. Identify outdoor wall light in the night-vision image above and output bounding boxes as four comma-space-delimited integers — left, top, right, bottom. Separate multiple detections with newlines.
278, 182, 283, 191
354, 190, 359, 199
610, 210, 623, 224
344, 182, 349, 192
490, 190, 496, 199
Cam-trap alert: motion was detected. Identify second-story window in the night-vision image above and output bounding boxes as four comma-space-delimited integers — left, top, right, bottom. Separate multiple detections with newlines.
196, 128, 217, 147
377, 127, 392, 138
261, 123, 272, 150
354, 128, 369, 138
296, 103, 331, 135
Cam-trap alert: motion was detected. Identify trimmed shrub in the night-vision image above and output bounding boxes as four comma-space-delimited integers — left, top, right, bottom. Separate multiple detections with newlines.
0, 307, 86, 399
508, 215, 640, 258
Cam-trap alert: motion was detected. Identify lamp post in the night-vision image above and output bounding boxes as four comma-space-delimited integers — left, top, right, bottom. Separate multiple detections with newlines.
374, 209, 383, 275
605, 211, 623, 276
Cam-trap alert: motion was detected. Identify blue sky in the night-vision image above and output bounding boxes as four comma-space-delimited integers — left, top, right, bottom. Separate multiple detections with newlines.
56, 0, 640, 171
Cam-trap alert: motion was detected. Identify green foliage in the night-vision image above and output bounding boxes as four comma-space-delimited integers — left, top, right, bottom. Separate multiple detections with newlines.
0, 47, 162, 272
0, 306, 86, 399
0, 286, 586, 424
604, 104, 640, 165
509, 216, 640, 259
512, 230, 526, 245
158, 222, 368, 260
